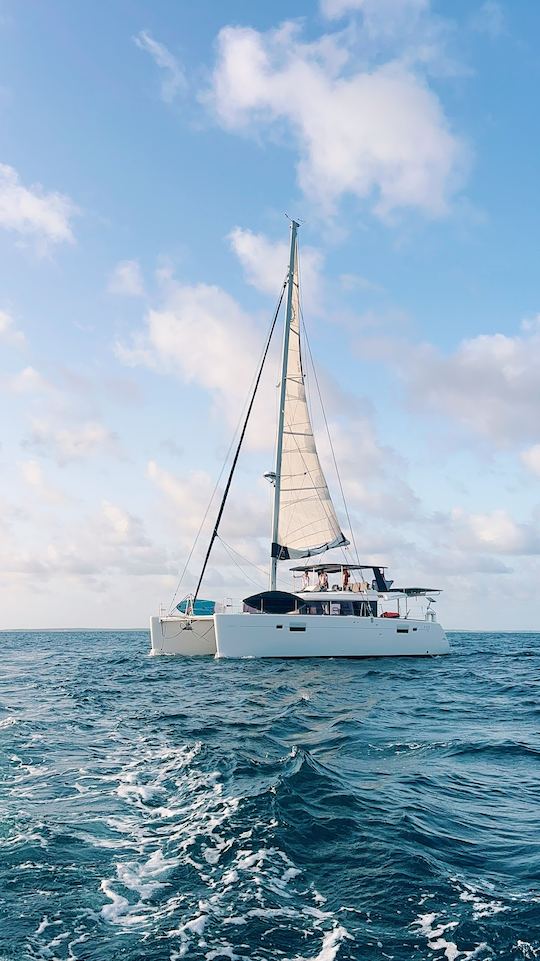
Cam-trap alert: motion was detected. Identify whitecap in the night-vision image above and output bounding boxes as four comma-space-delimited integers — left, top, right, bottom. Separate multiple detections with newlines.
100, 879, 130, 922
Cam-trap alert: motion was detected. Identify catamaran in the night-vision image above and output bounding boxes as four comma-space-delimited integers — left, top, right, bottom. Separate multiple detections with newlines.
150, 222, 449, 658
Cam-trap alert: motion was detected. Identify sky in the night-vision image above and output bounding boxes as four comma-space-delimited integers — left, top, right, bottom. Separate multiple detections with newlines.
2, 0, 540, 630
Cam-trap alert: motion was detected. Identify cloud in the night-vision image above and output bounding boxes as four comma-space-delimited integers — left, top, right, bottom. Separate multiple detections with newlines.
19, 459, 67, 505
4, 366, 53, 394
101, 500, 149, 546
147, 462, 216, 539
116, 277, 276, 438
316, 408, 419, 523
339, 273, 383, 293
0, 499, 171, 579
134, 30, 186, 102
147, 460, 269, 565
451, 507, 540, 556
24, 419, 121, 465
521, 445, 540, 478
0, 163, 76, 246
393, 317, 540, 447
0, 309, 25, 347
471, 1, 504, 38
107, 259, 145, 297
321, 0, 428, 25
228, 226, 324, 311
207, 22, 467, 217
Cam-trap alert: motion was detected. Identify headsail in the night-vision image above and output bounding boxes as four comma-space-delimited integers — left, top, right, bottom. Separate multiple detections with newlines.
271, 225, 349, 565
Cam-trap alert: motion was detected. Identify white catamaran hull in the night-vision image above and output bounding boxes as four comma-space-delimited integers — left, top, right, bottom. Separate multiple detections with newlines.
150, 616, 216, 655
213, 613, 449, 658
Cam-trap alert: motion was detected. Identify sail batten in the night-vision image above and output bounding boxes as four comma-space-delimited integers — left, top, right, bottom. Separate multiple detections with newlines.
272, 228, 349, 566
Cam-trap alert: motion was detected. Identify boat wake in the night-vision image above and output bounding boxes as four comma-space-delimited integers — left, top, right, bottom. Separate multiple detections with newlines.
0, 629, 538, 960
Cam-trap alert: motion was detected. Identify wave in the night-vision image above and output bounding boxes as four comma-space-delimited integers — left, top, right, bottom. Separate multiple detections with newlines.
1, 629, 539, 960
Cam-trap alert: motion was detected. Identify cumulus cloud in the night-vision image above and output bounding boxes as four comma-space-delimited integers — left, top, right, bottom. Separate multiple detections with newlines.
101, 500, 149, 546
147, 461, 270, 585
116, 277, 278, 440
228, 226, 324, 312
134, 30, 186, 102
4, 366, 53, 394
24, 419, 121, 465
316, 410, 419, 523
107, 259, 145, 297
0, 309, 25, 347
19, 459, 67, 505
0, 163, 76, 247
207, 21, 466, 217
395, 318, 540, 447
451, 507, 540, 556
147, 462, 217, 539
0, 500, 171, 580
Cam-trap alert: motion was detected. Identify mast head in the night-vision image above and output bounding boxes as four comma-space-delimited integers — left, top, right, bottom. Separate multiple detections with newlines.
285, 214, 301, 231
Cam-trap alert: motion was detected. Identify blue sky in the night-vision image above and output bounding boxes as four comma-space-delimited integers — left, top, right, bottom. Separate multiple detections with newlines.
2, 0, 540, 629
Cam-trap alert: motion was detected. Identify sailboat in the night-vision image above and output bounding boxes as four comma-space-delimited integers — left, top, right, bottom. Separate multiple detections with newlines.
150, 222, 449, 658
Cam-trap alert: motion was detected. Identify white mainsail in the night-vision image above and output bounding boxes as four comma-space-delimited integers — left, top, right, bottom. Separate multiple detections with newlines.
272, 228, 349, 563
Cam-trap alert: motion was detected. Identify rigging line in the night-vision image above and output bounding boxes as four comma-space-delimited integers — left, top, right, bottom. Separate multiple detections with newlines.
167, 281, 286, 613
168, 276, 287, 614
217, 536, 266, 589
298, 301, 361, 569
216, 535, 268, 582
192, 275, 288, 606
167, 385, 258, 612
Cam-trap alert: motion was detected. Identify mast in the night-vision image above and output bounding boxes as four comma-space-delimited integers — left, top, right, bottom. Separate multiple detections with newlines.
270, 219, 298, 591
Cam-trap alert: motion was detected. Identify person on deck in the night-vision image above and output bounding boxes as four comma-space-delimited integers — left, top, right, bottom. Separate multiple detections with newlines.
318, 569, 329, 591
342, 567, 350, 591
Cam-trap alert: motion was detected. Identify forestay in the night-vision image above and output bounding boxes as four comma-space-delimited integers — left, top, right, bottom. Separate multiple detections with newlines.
272, 238, 349, 561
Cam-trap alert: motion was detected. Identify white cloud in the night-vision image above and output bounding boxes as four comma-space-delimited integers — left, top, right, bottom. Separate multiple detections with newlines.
0, 505, 170, 580
147, 460, 269, 561
0, 309, 25, 346
108, 259, 145, 297
317, 409, 419, 523
208, 22, 466, 217
4, 366, 53, 394
0, 163, 76, 246
134, 30, 186, 102
451, 507, 540, 556
395, 318, 540, 446
116, 278, 276, 438
319, 0, 458, 77
521, 445, 540, 478
25, 419, 121, 465
147, 462, 215, 539
101, 500, 149, 546
228, 226, 324, 311
19, 459, 67, 505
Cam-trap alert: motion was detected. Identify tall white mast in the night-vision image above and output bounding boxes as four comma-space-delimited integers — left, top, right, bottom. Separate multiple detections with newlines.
270, 220, 298, 591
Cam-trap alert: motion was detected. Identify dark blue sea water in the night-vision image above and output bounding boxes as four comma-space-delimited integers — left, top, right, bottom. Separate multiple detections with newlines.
1, 631, 539, 961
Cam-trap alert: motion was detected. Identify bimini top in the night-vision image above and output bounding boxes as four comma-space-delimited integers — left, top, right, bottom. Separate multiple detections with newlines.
290, 563, 387, 573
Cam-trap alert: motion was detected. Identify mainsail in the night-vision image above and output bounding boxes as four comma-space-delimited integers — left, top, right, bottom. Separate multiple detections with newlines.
271, 225, 349, 565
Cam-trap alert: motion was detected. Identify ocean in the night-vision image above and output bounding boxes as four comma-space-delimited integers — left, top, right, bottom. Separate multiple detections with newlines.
0, 630, 538, 961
